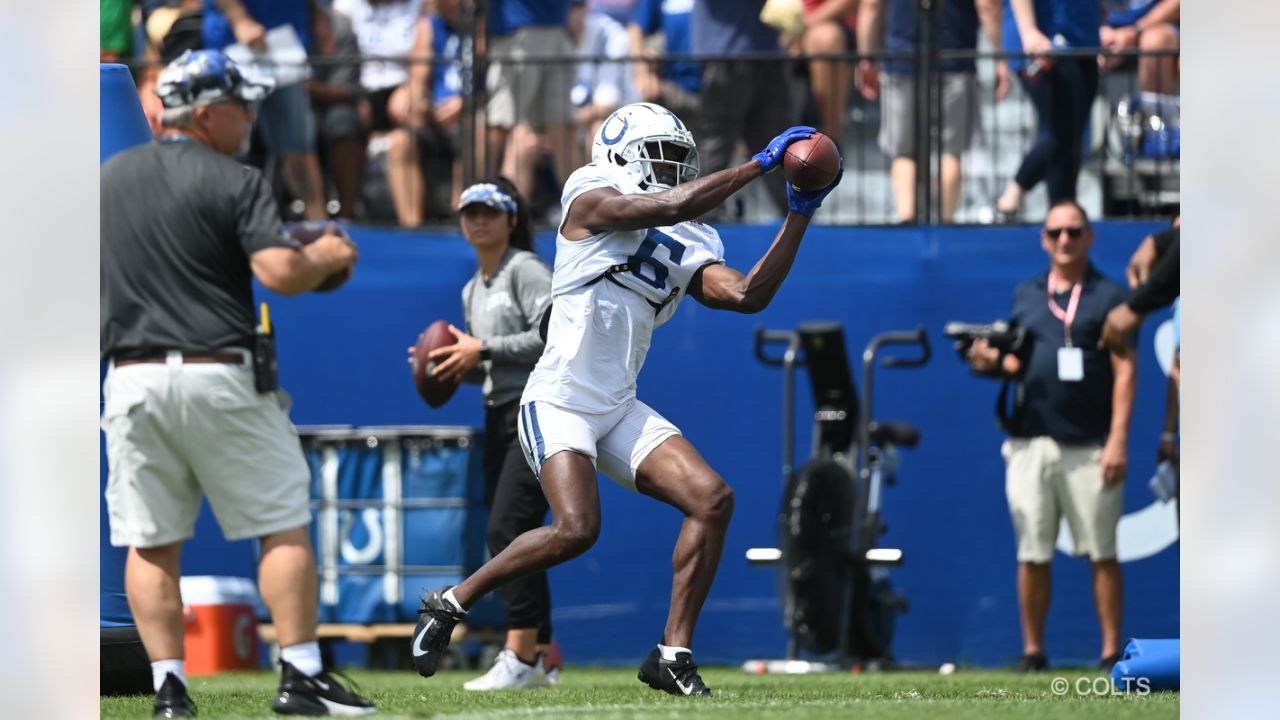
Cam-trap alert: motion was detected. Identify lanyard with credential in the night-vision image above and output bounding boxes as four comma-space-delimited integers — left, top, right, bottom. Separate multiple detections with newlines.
1046, 281, 1083, 348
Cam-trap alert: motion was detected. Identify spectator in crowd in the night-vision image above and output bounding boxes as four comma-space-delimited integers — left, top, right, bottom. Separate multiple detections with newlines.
101, 0, 135, 63
800, 0, 857, 141
589, 0, 640, 24
1098, 217, 1179, 354
629, 0, 699, 136
152, 1, 206, 64
416, 179, 559, 691
140, 2, 208, 136
857, 0, 1009, 222
334, 0, 431, 226
204, 0, 331, 220
967, 201, 1135, 672
568, 0, 636, 171
421, 0, 466, 210
101, 50, 371, 716
992, 0, 1101, 221
485, 0, 576, 205
309, 0, 366, 219
692, 0, 795, 218
1100, 0, 1179, 94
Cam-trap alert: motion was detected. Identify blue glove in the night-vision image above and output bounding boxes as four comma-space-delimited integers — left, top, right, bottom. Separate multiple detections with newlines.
786, 161, 844, 217
752, 125, 816, 174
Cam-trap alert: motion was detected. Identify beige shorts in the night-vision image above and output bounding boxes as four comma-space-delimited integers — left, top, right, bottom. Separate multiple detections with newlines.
102, 353, 312, 548
486, 26, 575, 130
1002, 437, 1122, 563
878, 72, 979, 158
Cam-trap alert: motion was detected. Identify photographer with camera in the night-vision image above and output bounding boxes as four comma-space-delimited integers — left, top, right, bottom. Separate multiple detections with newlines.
964, 201, 1136, 673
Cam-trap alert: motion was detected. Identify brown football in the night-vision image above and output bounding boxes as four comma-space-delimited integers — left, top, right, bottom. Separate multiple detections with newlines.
783, 132, 842, 191
412, 320, 461, 408
284, 221, 354, 292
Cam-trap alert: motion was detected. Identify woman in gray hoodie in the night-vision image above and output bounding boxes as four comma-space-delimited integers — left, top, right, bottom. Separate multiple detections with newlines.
421, 177, 560, 690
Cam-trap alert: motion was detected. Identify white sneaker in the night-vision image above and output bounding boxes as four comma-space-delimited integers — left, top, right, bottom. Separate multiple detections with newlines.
463, 649, 546, 691
542, 666, 560, 688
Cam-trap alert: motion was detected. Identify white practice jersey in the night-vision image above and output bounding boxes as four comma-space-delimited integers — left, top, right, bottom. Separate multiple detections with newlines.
522, 162, 725, 413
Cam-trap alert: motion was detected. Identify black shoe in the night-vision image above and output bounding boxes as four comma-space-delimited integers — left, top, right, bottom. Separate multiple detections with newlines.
637, 648, 712, 697
1016, 652, 1049, 673
153, 673, 196, 717
271, 660, 376, 716
410, 586, 467, 678
1099, 652, 1123, 671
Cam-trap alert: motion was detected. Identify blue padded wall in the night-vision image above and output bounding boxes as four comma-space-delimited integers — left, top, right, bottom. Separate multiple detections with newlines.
238, 220, 1179, 667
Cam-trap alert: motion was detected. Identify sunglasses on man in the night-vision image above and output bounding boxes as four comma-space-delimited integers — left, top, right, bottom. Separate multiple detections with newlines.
1043, 226, 1085, 239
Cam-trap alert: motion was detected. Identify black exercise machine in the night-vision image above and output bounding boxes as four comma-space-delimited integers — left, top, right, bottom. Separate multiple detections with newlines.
747, 322, 930, 667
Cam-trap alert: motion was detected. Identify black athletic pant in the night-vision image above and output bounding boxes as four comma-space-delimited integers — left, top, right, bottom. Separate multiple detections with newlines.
483, 400, 553, 644
1014, 58, 1100, 203
697, 59, 795, 217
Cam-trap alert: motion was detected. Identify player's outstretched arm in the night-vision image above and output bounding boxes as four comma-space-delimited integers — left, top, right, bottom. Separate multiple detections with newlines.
564, 164, 762, 240
562, 126, 816, 240
688, 163, 842, 314
689, 214, 809, 314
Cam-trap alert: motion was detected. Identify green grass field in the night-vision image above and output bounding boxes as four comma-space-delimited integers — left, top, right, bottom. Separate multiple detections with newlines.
101, 667, 1178, 719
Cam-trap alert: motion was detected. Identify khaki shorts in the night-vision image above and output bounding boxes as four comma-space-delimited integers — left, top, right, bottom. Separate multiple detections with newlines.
102, 354, 312, 548
878, 72, 979, 158
1002, 437, 1122, 563
486, 27, 575, 130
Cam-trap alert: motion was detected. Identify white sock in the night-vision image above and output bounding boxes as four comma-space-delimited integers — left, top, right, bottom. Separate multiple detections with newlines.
281, 641, 324, 677
152, 659, 186, 692
442, 588, 466, 614
658, 644, 691, 662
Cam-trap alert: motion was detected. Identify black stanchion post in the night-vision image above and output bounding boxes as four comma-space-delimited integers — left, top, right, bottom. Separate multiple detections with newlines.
459, 0, 485, 187
913, 0, 939, 224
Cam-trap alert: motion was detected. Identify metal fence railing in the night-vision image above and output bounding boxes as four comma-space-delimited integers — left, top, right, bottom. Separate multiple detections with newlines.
124, 39, 1178, 228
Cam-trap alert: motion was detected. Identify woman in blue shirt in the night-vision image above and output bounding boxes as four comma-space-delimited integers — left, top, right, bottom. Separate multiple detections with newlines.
994, 0, 1101, 220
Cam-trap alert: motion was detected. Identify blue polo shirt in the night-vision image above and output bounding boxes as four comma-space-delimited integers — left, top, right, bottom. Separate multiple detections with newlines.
1009, 264, 1128, 445
883, 0, 980, 76
691, 0, 779, 57
633, 0, 699, 93
1002, 0, 1101, 73
203, 0, 311, 53
489, 0, 572, 37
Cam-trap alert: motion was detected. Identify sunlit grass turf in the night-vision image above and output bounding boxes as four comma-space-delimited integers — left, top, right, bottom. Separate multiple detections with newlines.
101, 667, 1178, 719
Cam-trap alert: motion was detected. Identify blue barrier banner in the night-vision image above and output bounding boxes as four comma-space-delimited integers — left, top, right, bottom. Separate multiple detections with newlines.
224, 220, 1180, 666
302, 428, 497, 625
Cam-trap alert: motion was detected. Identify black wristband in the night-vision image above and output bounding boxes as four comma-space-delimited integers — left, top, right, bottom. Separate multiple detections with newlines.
479, 342, 492, 362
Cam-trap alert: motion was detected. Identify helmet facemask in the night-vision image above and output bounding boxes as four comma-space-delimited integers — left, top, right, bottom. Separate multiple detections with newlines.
634, 139, 700, 191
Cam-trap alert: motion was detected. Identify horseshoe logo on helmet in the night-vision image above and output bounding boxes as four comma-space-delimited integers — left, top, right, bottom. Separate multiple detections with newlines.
601, 112, 629, 145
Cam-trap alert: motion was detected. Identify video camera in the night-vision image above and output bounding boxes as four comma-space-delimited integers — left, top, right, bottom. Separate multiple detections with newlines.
943, 321, 1029, 362
945, 321, 1031, 430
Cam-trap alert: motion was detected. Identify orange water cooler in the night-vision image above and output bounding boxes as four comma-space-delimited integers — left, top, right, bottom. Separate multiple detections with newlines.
180, 576, 260, 675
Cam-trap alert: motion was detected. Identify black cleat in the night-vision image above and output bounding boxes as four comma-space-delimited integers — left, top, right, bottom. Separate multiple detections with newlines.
153, 673, 197, 717
1016, 652, 1049, 673
271, 660, 376, 716
637, 648, 712, 697
410, 586, 467, 678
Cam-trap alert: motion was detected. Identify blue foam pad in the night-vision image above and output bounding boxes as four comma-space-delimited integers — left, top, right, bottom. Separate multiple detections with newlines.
100, 64, 153, 163
1112, 637, 1179, 692
100, 64, 155, 626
